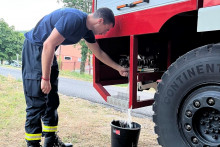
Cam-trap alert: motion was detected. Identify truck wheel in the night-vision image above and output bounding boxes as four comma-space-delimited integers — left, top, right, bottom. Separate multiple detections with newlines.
153, 43, 220, 147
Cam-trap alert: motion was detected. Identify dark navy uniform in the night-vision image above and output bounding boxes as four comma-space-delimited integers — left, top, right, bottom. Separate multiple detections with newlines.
22, 8, 96, 144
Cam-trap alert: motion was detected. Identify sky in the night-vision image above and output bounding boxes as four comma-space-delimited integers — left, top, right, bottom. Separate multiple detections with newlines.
0, 0, 63, 31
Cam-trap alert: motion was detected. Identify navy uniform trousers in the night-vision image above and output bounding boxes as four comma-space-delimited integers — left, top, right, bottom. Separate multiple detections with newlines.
22, 39, 60, 143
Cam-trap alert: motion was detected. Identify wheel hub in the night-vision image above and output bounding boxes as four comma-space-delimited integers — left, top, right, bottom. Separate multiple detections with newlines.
194, 107, 220, 142
180, 86, 220, 146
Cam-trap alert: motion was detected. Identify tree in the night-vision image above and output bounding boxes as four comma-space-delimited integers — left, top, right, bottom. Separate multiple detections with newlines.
58, 0, 92, 74
0, 19, 24, 64
58, 0, 92, 13
79, 40, 92, 74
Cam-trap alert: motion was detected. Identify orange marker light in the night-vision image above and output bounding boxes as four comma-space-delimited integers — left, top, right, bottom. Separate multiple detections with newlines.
133, 0, 144, 5
117, 4, 127, 10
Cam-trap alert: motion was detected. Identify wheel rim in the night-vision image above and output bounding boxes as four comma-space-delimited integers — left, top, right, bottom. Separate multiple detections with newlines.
180, 85, 220, 147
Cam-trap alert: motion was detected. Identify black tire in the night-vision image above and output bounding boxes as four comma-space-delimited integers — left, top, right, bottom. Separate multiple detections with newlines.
153, 43, 220, 147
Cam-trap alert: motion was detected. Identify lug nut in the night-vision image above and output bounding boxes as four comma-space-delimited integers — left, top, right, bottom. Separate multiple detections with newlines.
200, 120, 205, 125
212, 110, 216, 114
209, 116, 214, 120
210, 128, 214, 133
192, 137, 198, 144
185, 124, 191, 131
214, 116, 219, 121
206, 124, 211, 128
207, 98, 215, 106
186, 110, 192, 117
193, 100, 201, 108
204, 129, 209, 134
203, 112, 208, 117
212, 134, 218, 139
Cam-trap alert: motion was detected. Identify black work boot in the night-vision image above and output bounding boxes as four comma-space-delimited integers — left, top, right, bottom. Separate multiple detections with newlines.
44, 133, 73, 147
27, 141, 41, 147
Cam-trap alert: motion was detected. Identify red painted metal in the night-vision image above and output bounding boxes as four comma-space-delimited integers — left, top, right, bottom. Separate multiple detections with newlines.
93, 55, 110, 101
92, 0, 95, 13
96, 0, 197, 39
129, 35, 154, 109
129, 35, 138, 108
93, 55, 99, 83
203, 0, 220, 7
129, 35, 156, 109
93, 83, 110, 101
197, 0, 204, 8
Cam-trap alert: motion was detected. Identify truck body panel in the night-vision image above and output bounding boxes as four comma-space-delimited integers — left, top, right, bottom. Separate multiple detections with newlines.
92, 0, 220, 109
203, 0, 220, 7
95, 0, 197, 39
197, 5, 220, 32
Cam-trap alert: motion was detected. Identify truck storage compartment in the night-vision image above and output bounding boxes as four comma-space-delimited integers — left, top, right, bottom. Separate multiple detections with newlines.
94, 34, 168, 108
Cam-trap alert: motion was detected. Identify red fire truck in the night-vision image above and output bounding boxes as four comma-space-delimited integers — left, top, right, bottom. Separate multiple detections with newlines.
92, 0, 220, 146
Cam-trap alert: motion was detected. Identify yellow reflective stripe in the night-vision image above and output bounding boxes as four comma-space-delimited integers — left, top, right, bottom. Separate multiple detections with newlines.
43, 125, 58, 132
43, 126, 58, 129
25, 133, 42, 141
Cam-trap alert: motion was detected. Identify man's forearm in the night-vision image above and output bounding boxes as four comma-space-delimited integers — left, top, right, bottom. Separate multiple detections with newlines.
41, 46, 55, 79
96, 50, 120, 71
86, 42, 120, 71
86, 41, 128, 77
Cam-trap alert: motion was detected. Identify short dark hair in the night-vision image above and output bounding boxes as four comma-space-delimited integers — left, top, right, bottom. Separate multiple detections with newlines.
93, 7, 115, 27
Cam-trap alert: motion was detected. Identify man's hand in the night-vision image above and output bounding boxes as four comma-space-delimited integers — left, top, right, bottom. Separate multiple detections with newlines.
41, 80, 51, 94
118, 66, 129, 77
41, 28, 65, 95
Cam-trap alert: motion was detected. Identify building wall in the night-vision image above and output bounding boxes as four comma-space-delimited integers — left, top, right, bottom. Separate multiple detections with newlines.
55, 44, 92, 72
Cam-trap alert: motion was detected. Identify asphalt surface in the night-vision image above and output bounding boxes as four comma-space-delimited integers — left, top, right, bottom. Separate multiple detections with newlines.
0, 66, 154, 118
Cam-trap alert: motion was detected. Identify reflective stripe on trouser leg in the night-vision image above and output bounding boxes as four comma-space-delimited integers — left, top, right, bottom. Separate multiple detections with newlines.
25, 133, 42, 141
43, 125, 58, 132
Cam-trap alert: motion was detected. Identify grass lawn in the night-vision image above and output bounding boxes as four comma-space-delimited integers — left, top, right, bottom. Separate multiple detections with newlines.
0, 75, 159, 147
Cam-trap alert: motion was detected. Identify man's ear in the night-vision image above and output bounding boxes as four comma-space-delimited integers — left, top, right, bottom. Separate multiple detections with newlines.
98, 18, 104, 24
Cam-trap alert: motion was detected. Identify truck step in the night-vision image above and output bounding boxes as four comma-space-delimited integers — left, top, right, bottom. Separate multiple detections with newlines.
107, 92, 129, 109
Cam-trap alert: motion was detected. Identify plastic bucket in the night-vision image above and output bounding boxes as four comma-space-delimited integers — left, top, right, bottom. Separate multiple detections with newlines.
111, 120, 141, 147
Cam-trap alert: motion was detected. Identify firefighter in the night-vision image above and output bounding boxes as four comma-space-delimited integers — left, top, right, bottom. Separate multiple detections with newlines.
22, 7, 129, 147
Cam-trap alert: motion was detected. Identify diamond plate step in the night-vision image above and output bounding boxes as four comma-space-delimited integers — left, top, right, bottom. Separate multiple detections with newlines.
107, 92, 140, 109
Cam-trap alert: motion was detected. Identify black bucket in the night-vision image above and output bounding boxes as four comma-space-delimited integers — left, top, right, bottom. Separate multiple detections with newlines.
111, 120, 141, 147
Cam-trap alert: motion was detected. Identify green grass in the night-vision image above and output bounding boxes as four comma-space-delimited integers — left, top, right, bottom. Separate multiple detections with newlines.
0, 75, 27, 146
0, 76, 25, 129
115, 83, 129, 87
59, 70, 93, 82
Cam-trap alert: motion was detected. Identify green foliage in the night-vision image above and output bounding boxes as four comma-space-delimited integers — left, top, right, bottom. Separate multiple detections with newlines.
79, 40, 88, 74
58, 0, 92, 13
0, 19, 25, 63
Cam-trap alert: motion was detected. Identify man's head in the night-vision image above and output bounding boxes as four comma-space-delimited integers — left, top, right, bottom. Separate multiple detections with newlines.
90, 7, 115, 35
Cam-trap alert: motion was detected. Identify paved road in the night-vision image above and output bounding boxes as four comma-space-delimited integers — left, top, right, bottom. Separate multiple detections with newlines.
0, 66, 154, 118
